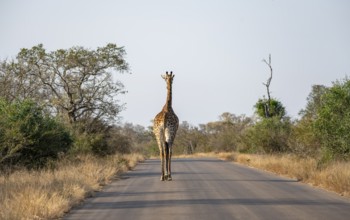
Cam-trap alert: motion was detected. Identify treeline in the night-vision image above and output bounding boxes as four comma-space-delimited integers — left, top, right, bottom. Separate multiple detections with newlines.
171, 80, 350, 164
112, 77, 350, 165
0, 44, 134, 170
1, 44, 349, 170
134, 78, 350, 166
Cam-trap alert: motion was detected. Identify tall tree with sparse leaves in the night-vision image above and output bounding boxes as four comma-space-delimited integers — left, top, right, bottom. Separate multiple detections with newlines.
0, 44, 129, 128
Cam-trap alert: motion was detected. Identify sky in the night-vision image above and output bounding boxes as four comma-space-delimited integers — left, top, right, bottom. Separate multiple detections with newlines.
1, 0, 349, 127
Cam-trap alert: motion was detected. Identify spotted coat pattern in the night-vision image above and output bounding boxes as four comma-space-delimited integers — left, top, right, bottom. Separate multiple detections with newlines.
153, 71, 179, 181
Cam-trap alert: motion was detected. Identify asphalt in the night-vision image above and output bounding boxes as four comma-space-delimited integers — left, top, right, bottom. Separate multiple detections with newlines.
65, 158, 350, 220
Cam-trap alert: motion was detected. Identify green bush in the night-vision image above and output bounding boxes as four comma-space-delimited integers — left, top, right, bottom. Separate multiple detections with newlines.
106, 133, 131, 154
70, 130, 132, 156
244, 117, 291, 153
288, 118, 321, 158
288, 85, 326, 158
255, 98, 286, 119
0, 99, 72, 168
314, 78, 350, 161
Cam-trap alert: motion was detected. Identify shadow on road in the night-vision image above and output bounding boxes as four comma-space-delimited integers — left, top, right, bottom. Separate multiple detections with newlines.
95, 190, 187, 198
80, 198, 350, 210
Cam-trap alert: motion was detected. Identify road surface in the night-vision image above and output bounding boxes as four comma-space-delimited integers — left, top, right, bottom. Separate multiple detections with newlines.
65, 158, 350, 220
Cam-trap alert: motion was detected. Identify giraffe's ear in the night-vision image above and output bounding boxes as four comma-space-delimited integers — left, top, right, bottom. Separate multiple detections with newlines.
161, 75, 166, 79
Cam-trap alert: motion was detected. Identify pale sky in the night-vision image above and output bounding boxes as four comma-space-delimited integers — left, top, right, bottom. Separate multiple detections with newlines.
1, 0, 349, 127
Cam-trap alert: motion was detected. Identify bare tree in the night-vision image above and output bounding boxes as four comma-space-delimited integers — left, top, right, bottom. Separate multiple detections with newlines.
262, 54, 273, 118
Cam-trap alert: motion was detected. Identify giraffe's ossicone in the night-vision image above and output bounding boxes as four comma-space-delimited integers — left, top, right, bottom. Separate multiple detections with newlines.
153, 71, 179, 181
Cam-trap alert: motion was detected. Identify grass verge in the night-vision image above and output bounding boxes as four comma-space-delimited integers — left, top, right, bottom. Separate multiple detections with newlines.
0, 153, 145, 220
217, 152, 350, 197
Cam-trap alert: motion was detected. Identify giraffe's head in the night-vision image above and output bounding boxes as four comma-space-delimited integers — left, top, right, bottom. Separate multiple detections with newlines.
161, 71, 175, 86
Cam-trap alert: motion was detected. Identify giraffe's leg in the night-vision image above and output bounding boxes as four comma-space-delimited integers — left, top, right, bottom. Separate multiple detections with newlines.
167, 146, 173, 181
156, 133, 166, 181
165, 142, 169, 180
160, 148, 165, 181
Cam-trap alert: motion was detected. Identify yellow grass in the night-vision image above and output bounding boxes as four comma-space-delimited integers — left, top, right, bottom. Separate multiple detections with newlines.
0, 153, 144, 220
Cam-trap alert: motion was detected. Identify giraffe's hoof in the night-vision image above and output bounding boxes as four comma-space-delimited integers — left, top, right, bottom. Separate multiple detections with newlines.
160, 176, 165, 181
167, 175, 172, 181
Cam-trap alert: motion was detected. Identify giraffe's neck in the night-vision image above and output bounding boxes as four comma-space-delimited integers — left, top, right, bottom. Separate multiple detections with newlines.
163, 82, 173, 112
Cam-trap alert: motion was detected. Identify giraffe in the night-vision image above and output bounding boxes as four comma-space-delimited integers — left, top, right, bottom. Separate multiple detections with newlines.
153, 71, 179, 181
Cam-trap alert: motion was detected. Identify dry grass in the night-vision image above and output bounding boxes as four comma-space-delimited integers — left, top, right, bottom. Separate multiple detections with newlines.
0, 153, 144, 220
215, 152, 350, 197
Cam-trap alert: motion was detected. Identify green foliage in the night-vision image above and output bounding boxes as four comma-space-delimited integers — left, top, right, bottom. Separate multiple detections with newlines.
288, 118, 320, 157
299, 85, 328, 119
114, 123, 152, 154
105, 131, 131, 155
1, 43, 129, 127
2, 43, 350, 166
0, 99, 72, 168
244, 117, 291, 153
246, 97, 291, 153
70, 126, 132, 156
287, 85, 326, 158
255, 98, 286, 119
205, 113, 252, 153
174, 121, 204, 154
70, 132, 105, 155
70, 122, 156, 157
0, 43, 134, 167
314, 78, 350, 161
170, 114, 252, 154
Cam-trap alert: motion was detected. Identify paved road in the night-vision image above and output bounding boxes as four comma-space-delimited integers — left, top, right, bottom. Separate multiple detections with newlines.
65, 158, 350, 220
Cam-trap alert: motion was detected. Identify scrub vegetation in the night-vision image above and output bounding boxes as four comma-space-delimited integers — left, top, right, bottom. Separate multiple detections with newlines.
216, 152, 350, 198
1, 47, 349, 219
0, 44, 146, 220
0, 153, 144, 220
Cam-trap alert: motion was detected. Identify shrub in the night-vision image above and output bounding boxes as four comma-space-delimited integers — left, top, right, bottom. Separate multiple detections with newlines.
0, 99, 72, 168
254, 98, 286, 119
288, 85, 327, 158
70, 129, 132, 156
314, 78, 350, 161
288, 118, 321, 158
244, 117, 291, 153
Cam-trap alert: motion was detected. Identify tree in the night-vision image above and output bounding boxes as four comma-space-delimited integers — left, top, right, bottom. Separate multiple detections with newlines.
200, 113, 253, 152
0, 60, 43, 102
0, 44, 129, 128
314, 77, 350, 161
175, 121, 200, 154
255, 54, 286, 119
249, 55, 291, 153
262, 54, 273, 118
289, 85, 327, 157
299, 85, 328, 120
